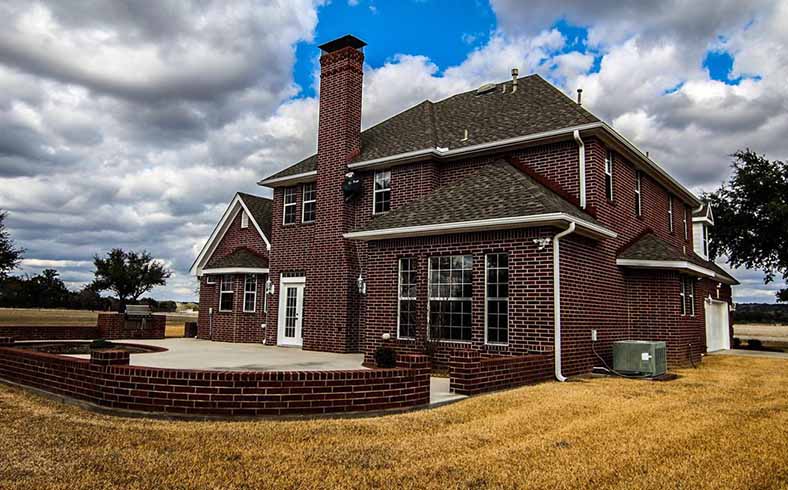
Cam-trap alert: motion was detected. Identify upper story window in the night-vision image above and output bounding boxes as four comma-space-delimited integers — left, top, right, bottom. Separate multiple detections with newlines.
702, 224, 709, 257
668, 195, 674, 233
605, 150, 614, 202
397, 257, 417, 340
683, 205, 689, 240
219, 275, 234, 312
428, 255, 472, 342
485, 253, 509, 345
283, 187, 297, 225
680, 276, 695, 316
373, 170, 391, 214
634, 170, 643, 217
243, 274, 257, 312
240, 211, 249, 229
302, 183, 316, 223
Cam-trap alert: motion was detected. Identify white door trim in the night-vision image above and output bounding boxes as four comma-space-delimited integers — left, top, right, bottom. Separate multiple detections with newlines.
705, 299, 730, 352
277, 276, 305, 346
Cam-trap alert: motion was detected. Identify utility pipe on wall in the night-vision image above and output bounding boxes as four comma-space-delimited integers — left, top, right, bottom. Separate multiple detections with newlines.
573, 130, 586, 209
553, 222, 576, 382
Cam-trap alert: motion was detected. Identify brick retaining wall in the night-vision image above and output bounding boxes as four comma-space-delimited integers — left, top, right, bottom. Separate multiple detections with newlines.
0, 325, 100, 341
449, 350, 553, 396
0, 344, 431, 417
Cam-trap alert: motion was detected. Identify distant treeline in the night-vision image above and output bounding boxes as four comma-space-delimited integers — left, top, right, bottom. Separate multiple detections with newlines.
735, 303, 788, 324
0, 269, 177, 312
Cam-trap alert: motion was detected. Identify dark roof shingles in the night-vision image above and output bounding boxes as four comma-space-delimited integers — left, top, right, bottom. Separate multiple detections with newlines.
237, 192, 273, 238
353, 160, 597, 233
206, 248, 269, 269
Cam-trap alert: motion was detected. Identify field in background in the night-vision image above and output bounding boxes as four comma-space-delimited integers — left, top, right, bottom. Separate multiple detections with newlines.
0, 308, 196, 337
0, 355, 786, 489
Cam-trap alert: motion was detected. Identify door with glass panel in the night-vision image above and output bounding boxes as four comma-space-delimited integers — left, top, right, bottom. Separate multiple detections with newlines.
277, 280, 304, 346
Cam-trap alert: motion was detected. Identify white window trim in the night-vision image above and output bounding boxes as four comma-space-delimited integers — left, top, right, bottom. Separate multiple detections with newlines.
702, 224, 709, 257
605, 150, 614, 201
635, 170, 642, 217
683, 206, 689, 240
484, 253, 509, 346
283, 187, 297, 225
205, 275, 216, 285
243, 274, 257, 313
397, 258, 416, 340
687, 278, 696, 316
301, 183, 316, 223
219, 276, 234, 312
241, 211, 249, 229
680, 278, 687, 316
668, 196, 674, 233
426, 255, 473, 344
373, 170, 391, 215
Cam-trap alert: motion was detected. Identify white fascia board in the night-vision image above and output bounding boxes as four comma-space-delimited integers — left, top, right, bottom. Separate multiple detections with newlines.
692, 216, 714, 225
200, 267, 269, 276
343, 213, 617, 241
258, 170, 317, 187
615, 258, 716, 278
189, 193, 271, 276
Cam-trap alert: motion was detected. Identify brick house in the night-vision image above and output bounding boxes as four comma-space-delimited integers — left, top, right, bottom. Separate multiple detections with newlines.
196, 34, 738, 377
190, 192, 272, 342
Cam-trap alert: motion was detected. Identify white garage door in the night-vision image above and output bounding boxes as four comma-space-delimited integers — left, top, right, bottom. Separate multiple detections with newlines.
705, 300, 730, 352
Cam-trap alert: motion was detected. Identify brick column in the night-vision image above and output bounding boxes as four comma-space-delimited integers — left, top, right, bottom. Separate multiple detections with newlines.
449, 350, 482, 395
90, 349, 130, 366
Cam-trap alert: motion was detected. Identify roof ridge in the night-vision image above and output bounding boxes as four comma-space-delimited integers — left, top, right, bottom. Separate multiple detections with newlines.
237, 191, 272, 202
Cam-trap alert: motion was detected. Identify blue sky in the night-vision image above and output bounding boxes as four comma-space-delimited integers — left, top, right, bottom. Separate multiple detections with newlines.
0, 0, 784, 303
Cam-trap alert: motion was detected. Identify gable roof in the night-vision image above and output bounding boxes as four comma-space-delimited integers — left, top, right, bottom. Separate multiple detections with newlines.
693, 202, 715, 224
345, 160, 615, 241
262, 75, 598, 182
204, 248, 269, 271
617, 233, 738, 284
189, 192, 273, 276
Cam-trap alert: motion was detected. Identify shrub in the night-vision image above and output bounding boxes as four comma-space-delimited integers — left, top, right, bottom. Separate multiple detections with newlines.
747, 339, 763, 349
733, 337, 742, 348
90, 339, 114, 350
374, 346, 397, 368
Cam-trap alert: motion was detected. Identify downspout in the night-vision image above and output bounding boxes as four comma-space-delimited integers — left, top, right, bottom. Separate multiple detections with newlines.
573, 130, 586, 209
553, 222, 576, 382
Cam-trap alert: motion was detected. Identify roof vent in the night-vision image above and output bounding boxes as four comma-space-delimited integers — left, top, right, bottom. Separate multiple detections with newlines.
476, 82, 497, 95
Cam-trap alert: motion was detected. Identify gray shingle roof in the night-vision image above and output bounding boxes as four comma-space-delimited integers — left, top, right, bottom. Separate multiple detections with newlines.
352, 160, 598, 233
238, 192, 273, 239
206, 248, 269, 270
618, 233, 738, 284
263, 74, 599, 181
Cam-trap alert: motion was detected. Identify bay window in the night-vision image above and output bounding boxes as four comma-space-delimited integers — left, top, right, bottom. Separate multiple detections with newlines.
243, 274, 257, 312
219, 275, 234, 312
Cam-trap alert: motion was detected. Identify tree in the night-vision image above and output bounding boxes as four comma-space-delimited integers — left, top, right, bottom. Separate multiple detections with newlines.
0, 210, 24, 280
91, 249, 172, 311
705, 149, 788, 301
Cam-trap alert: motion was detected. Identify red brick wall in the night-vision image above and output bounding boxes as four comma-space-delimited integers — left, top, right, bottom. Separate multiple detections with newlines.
0, 325, 99, 340
97, 313, 165, 340
197, 209, 269, 343
0, 347, 430, 417
449, 350, 553, 395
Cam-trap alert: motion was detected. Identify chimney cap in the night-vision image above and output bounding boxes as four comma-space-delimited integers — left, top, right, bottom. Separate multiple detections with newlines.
318, 34, 367, 53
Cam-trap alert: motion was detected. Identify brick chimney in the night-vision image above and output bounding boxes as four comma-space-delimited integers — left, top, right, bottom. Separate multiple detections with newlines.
307, 34, 366, 353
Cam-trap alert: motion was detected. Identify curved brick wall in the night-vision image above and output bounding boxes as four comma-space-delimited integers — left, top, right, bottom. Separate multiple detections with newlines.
0, 326, 100, 340
0, 343, 430, 417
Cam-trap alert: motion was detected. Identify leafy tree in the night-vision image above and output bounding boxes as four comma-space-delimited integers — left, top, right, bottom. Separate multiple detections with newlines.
0, 210, 24, 280
705, 149, 788, 301
91, 249, 172, 311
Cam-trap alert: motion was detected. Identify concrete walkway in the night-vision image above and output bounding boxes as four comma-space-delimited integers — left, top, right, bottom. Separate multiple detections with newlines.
708, 348, 788, 360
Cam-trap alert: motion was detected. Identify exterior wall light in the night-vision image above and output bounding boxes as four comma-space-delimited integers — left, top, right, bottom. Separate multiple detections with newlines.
357, 274, 367, 295
381, 333, 391, 340
264, 278, 275, 295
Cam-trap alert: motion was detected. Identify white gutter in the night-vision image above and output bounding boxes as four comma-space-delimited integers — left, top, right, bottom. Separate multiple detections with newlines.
258, 170, 316, 186
553, 222, 576, 382
572, 130, 586, 209
200, 267, 270, 276
342, 213, 617, 241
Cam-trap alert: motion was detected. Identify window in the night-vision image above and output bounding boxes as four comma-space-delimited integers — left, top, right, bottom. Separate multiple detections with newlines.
240, 211, 249, 229
683, 205, 689, 240
219, 275, 234, 312
605, 150, 614, 201
397, 258, 417, 339
702, 224, 709, 257
668, 195, 674, 233
302, 183, 316, 223
283, 187, 297, 225
680, 277, 696, 316
485, 253, 509, 344
634, 170, 642, 217
373, 170, 391, 214
243, 275, 257, 312
428, 255, 472, 342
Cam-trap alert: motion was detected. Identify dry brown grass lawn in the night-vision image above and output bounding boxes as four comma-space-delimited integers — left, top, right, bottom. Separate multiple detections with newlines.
0, 355, 786, 490
0, 308, 193, 337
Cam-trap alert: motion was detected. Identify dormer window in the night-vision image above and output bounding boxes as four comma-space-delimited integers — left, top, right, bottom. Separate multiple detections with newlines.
240, 211, 249, 229
373, 170, 391, 214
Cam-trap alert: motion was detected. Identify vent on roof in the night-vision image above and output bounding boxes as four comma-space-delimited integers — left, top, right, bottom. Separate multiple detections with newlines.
475, 82, 497, 95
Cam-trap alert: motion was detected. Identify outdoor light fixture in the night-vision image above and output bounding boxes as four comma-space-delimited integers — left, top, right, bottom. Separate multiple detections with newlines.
382, 333, 391, 340
264, 278, 275, 296
357, 274, 367, 295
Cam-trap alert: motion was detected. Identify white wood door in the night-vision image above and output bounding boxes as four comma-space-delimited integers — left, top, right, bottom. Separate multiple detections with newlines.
278, 281, 304, 346
705, 300, 730, 352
